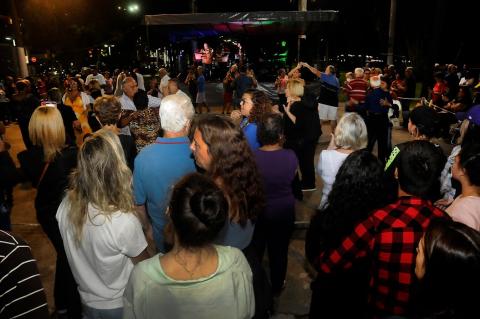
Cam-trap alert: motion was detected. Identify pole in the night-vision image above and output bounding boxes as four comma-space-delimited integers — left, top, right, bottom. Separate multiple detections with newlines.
387, 0, 397, 66
9, 0, 28, 77
145, 22, 150, 53
190, 0, 197, 14
297, 0, 307, 63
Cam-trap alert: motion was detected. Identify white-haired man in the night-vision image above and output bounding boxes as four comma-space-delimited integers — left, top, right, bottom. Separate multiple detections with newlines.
133, 94, 196, 253
345, 67, 369, 115
119, 76, 161, 135
158, 68, 170, 98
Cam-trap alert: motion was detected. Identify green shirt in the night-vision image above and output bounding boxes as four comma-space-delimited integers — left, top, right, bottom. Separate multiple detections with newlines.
123, 245, 254, 319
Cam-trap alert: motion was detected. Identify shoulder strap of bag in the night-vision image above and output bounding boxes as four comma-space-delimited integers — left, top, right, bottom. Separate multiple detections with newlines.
37, 162, 50, 188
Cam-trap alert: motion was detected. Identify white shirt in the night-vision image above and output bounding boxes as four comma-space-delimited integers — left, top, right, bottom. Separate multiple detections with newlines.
176, 89, 191, 100
85, 73, 106, 86
446, 195, 480, 231
317, 149, 350, 209
56, 198, 147, 309
159, 75, 171, 98
135, 72, 145, 91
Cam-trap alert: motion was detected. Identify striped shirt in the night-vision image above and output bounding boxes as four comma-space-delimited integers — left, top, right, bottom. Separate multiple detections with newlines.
345, 78, 369, 104
0, 230, 49, 318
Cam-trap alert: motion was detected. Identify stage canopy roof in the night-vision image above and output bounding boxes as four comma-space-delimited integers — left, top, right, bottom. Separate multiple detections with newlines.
144, 11, 339, 40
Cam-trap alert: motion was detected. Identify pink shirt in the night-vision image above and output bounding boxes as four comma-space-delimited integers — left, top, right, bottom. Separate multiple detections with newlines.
446, 195, 480, 231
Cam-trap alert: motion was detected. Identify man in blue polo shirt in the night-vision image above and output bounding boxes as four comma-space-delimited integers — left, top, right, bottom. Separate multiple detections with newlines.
303, 63, 340, 132
133, 94, 196, 253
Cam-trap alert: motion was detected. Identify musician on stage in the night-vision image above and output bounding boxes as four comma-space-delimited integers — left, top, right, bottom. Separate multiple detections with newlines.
201, 43, 213, 80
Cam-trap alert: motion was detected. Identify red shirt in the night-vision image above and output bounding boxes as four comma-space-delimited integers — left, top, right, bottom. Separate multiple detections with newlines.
432, 82, 446, 104
316, 197, 448, 317
345, 78, 369, 110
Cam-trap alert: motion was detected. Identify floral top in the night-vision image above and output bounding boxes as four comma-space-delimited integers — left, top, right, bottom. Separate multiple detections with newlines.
129, 108, 161, 152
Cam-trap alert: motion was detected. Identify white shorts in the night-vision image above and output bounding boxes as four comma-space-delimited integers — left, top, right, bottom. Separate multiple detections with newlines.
196, 92, 207, 103
318, 103, 338, 121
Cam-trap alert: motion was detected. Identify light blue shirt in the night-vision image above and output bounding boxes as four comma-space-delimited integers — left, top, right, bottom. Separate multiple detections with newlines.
133, 137, 196, 252
215, 219, 255, 250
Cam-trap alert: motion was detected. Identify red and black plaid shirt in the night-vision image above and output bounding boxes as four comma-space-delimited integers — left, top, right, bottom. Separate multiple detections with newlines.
315, 197, 448, 317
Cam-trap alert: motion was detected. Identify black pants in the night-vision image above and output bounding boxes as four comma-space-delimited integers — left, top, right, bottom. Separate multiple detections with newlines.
278, 94, 287, 108
18, 118, 33, 150
296, 141, 317, 189
242, 244, 273, 318
37, 209, 82, 318
400, 99, 410, 128
367, 113, 390, 163
202, 63, 212, 80
251, 212, 294, 294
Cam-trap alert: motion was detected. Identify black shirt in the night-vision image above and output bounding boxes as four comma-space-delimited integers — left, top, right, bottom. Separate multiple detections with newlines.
284, 100, 321, 147
18, 146, 77, 215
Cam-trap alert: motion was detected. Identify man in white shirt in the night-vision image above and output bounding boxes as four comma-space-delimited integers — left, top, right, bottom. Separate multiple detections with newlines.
119, 77, 161, 135
167, 78, 191, 101
85, 67, 106, 86
158, 68, 170, 98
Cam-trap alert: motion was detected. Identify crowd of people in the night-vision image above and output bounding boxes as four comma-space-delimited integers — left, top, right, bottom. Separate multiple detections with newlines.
0, 61, 480, 319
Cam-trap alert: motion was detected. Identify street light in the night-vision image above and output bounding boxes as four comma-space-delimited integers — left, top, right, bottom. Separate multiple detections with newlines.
127, 3, 139, 13
104, 44, 115, 55
5, 36, 16, 46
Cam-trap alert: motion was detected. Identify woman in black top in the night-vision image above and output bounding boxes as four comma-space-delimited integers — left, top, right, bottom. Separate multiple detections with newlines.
283, 78, 321, 191
18, 105, 81, 318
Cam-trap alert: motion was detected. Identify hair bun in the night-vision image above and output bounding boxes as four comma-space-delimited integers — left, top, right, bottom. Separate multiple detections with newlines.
190, 190, 225, 228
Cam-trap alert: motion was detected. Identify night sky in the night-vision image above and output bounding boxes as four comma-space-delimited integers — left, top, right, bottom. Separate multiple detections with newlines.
2, 0, 476, 67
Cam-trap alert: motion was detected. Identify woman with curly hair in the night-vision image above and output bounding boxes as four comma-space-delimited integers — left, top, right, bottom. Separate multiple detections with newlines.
231, 88, 272, 150
190, 115, 270, 317
190, 115, 264, 248
62, 77, 93, 145
56, 129, 149, 318
306, 150, 387, 318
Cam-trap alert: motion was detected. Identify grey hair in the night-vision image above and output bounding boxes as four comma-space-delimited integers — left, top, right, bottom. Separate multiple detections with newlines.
354, 68, 364, 78
334, 113, 368, 150
160, 94, 195, 133
122, 76, 136, 86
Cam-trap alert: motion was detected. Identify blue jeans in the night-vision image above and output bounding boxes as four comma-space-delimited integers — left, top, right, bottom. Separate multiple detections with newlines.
82, 304, 123, 319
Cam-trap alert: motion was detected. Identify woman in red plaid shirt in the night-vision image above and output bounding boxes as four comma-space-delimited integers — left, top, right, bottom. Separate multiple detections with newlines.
315, 141, 449, 318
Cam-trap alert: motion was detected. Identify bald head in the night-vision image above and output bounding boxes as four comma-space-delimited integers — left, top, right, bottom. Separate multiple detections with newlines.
123, 77, 138, 98
167, 79, 179, 95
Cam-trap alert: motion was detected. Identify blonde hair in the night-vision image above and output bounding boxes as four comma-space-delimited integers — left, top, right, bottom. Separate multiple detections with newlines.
334, 113, 368, 150
67, 129, 135, 244
287, 78, 304, 97
28, 106, 66, 162
354, 67, 364, 78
